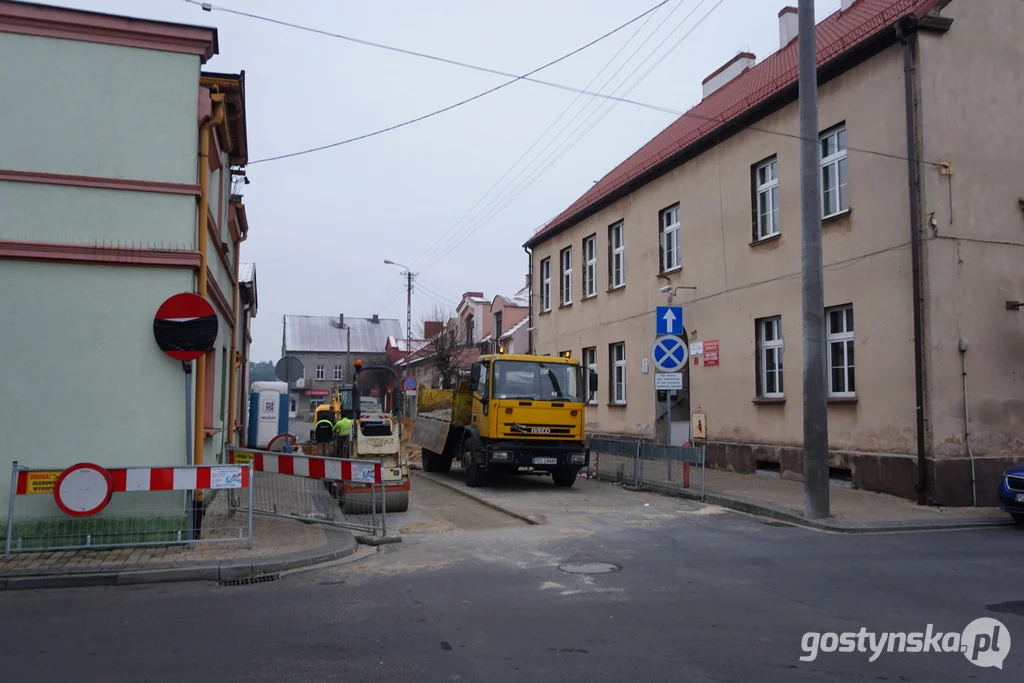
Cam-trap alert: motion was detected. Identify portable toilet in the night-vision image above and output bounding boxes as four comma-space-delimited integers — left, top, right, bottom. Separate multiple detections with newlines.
248, 381, 288, 448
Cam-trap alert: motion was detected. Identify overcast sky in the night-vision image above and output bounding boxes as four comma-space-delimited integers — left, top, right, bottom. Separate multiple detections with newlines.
43, 0, 844, 361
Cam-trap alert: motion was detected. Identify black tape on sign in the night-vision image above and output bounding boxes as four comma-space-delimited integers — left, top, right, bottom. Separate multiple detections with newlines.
153, 315, 219, 353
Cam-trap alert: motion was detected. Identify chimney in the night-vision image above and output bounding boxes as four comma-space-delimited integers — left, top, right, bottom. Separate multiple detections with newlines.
424, 321, 443, 339
372, 314, 379, 324
338, 313, 344, 328
701, 52, 756, 99
778, 7, 798, 48
840, 0, 856, 9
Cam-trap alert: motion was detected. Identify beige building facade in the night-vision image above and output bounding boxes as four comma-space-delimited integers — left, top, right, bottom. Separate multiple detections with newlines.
525, 0, 1023, 505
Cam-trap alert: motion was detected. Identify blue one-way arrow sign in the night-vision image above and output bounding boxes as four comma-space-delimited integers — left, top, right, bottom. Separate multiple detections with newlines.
656, 306, 684, 336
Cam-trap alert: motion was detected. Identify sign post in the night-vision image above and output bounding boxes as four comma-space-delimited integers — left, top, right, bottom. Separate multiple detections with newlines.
652, 328, 688, 446
153, 293, 218, 543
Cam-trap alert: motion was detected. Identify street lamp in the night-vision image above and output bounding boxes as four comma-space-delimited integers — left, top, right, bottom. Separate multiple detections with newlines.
659, 284, 697, 304
384, 259, 416, 367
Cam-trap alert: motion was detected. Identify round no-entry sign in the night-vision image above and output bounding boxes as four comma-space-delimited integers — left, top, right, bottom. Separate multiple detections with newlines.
153, 293, 218, 361
53, 463, 114, 517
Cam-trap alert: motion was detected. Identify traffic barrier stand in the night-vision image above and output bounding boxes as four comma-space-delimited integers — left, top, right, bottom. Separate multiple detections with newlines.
227, 445, 390, 537
4, 460, 254, 560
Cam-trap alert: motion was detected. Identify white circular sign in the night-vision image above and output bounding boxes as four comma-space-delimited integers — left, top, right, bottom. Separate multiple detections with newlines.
54, 463, 113, 517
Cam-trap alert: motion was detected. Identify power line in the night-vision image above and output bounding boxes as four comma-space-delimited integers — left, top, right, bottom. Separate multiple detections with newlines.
186, 0, 682, 164
418, 0, 725, 273
407, 0, 689, 272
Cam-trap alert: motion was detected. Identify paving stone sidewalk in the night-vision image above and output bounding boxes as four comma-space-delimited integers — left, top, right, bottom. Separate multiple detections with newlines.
596, 454, 1012, 531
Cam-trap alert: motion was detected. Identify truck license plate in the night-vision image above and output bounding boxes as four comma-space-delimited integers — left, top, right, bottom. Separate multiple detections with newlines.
1016, 493, 1024, 503
532, 457, 558, 465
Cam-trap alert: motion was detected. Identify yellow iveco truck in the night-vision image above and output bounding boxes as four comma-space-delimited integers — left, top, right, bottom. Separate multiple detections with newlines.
411, 351, 595, 488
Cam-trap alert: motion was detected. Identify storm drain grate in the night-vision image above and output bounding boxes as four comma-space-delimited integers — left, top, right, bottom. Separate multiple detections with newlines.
220, 572, 280, 587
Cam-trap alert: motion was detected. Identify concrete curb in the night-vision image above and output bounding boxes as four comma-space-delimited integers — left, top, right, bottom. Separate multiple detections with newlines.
0, 527, 359, 591
629, 478, 1014, 534
414, 470, 541, 526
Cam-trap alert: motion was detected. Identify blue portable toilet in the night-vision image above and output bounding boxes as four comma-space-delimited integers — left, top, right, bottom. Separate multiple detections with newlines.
248, 381, 289, 448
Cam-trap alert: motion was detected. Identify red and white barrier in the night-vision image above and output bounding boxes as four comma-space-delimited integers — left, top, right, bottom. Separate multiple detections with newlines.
15, 464, 250, 495
228, 447, 381, 484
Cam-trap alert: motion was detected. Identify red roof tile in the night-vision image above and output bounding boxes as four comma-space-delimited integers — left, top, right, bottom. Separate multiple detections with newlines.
525, 0, 944, 247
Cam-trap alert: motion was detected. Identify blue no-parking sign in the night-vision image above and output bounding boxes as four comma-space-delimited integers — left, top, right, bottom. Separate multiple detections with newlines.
651, 335, 688, 372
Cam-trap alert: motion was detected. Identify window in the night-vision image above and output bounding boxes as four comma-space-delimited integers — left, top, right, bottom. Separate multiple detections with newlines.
583, 346, 597, 404
559, 247, 573, 305
334, 365, 343, 381
609, 342, 626, 405
203, 349, 216, 428
583, 234, 597, 298
316, 364, 325, 380
493, 311, 503, 351
540, 258, 551, 312
820, 125, 848, 218
609, 221, 625, 289
466, 314, 475, 344
754, 157, 780, 239
659, 204, 680, 272
827, 305, 855, 397
756, 317, 784, 398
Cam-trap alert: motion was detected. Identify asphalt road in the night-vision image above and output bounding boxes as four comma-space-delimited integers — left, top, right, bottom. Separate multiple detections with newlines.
2, 474, 1022, 682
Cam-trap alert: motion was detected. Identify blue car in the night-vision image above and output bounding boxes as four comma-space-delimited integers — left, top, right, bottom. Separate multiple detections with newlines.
998, 463, 1024, 525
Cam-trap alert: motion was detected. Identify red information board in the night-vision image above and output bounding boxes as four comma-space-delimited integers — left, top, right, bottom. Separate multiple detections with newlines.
703, 340, 720, 367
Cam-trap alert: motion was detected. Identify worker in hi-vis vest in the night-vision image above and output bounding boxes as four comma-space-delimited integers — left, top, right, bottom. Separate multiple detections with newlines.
334, 412, 354, 458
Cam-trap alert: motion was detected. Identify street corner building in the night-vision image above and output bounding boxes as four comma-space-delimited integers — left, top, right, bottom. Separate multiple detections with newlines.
0, 1, 256, 514
523, 0, 1024, 506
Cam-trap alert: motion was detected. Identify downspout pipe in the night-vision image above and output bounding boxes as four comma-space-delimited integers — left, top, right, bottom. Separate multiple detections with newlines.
193, 92, 225, 469
524, 245, 533, 355
896, 15, 928, 505
226, 201, 247, 450
959, 341, 977, 506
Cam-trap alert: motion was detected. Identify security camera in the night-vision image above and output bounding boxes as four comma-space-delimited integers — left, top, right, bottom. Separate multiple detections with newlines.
660, 285, 672, 293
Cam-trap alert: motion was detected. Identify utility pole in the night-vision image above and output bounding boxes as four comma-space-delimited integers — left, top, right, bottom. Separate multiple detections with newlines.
799, 0, 829, 519
384, 259, 416, 415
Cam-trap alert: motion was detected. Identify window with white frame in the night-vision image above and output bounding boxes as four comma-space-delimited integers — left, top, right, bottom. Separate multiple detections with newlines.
827, 305, 855, 397
820, 125, 848, 218
583, 234, 597, 298
316, 364, 325, 381
755, 157, 780, 239
583, 346, 597, 404
609, 342, 626, 405
609, 221, 625, 289
333, 365, 342, 381
659, 204, 680, 272
756, 317, 784, 398
559, 246, 573, 305
540, 257, 551, 312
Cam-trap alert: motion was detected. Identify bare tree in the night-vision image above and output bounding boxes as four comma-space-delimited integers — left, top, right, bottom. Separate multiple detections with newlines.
420, 303, 474, 390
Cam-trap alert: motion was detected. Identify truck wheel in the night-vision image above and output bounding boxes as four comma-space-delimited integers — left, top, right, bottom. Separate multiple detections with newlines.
552, 467, 577, 488
421, 449, 437, 472
463, 439, 485, 488
436, 454, 453, 474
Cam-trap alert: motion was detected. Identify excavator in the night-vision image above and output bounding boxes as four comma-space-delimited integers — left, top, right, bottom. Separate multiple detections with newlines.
317, 360, 410, 514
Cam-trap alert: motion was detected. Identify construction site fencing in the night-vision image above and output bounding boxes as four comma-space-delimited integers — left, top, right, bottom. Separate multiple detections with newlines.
588, 437, 706, 501
4, 460, 253, 559
227, 445, 388, 537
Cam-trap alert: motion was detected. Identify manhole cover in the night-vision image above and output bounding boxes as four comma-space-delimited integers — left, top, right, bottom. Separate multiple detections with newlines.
558, 562, 621, 574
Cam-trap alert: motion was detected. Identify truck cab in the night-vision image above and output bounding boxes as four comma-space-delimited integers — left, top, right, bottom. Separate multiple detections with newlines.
466, 351, 595, 486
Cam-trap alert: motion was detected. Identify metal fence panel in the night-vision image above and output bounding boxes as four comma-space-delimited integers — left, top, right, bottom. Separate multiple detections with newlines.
226, 445, 386, 536
589, 438, 706, 501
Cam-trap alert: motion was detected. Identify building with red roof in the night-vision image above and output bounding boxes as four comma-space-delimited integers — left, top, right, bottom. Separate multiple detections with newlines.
523, 0, 1023, 506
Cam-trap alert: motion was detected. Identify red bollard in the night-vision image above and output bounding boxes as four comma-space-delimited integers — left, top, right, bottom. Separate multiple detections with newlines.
683, 461, 690, 488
